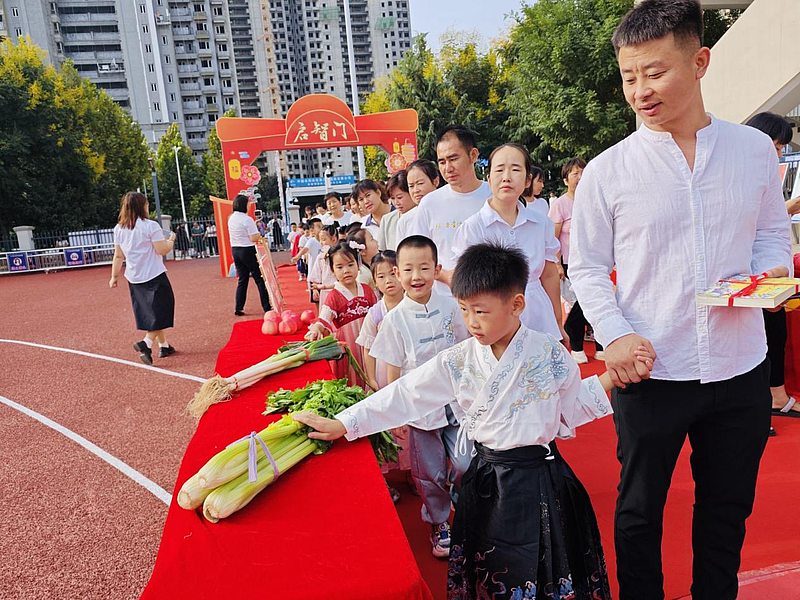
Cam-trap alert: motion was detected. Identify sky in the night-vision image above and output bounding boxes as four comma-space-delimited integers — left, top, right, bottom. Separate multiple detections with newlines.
408, 0, 526, 51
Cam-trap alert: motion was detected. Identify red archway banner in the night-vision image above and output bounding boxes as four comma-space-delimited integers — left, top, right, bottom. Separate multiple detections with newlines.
212, 94, 419, 277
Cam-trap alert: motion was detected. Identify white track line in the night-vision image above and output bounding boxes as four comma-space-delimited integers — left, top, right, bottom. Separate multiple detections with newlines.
0, 394, 172, 506
0, 339, 205, 383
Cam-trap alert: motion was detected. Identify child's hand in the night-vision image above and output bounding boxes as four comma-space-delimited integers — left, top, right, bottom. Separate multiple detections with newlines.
304, 324, 324, 341
634, 345, 654, 372
292, 411, 347, 441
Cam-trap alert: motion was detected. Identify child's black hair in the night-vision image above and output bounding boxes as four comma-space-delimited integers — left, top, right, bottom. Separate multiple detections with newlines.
396, 235, 438, 265
745, 112, 794, 146
451, 243, 528, 300
320, 223, 339, 240
370, 250, 397, 277
327, 240, 361, 271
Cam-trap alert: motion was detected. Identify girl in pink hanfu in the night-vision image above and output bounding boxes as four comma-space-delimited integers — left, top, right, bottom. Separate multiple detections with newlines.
306, 240, 377, 388
308, 224, 339, 307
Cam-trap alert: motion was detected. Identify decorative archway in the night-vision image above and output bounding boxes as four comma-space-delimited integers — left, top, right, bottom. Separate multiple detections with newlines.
211, 94, 418, 278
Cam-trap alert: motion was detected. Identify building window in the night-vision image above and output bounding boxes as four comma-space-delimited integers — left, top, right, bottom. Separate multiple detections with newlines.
53, 22, 60, 33
167, 74, 173, 83
15, 28, 23, 37
199, 41, 210, 49
204, 77, 214, 86
172, 112, 178, 120
217, 43, 227, 52
12, 7, 19, 17
213, 7, 223, 16
222, 79, 231, 88
148, 63, 155, 72
143, 25, 149, 33
154, 102, 160, 111
162, 36, 168, 45
205, 96, 215, 105
198, 22, 207, 31
145, 43, 152, 53
214, 25, 225, 34
170, 93, 176, 102
165, 55, 170, 64
201, 59, 212, 68
220, 60, 229, 70
139, 4, 147, 13
224, 97, 234, 106
50, 3, 56, 14
150, 83, 158, 92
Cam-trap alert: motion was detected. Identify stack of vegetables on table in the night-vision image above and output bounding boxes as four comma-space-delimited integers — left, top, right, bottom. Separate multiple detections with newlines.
185, 336, 343, 417
177, 378, 399, 523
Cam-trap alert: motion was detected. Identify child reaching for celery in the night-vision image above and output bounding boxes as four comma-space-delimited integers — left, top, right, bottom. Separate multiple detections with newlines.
296, 243, 654, 599
305, 241, 377, 388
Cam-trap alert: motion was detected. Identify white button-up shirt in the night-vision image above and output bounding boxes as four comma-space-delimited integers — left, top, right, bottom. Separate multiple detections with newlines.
451, 200, 562, 340
570, 115, 791, 383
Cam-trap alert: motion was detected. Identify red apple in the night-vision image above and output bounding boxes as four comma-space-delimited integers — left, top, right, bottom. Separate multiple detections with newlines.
264, 310, 281, 323
290, 314, 304, 329
281, 310, 297, 320
300, 309, 316, 325
262, 320, 279, 335
278, 318, 298, 335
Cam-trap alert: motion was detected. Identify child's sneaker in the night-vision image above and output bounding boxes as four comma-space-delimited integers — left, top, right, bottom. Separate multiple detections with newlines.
430, 522, 451, 558
571, 350, 588, 364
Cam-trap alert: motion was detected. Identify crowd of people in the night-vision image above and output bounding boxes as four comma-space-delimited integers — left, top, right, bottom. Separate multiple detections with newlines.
108, 1, 797, 598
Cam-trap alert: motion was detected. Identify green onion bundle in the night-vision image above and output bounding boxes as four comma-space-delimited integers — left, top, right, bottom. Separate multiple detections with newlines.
177, 379, 399, 523
186, 336, 343, 418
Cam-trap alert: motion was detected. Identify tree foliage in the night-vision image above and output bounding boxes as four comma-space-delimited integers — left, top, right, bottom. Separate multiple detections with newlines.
0, 38, 148, 231
504, 0, 636, 160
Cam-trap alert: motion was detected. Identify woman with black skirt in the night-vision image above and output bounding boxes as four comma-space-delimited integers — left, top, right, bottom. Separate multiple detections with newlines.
110, 192, 177, 365
228, 194, 272, 316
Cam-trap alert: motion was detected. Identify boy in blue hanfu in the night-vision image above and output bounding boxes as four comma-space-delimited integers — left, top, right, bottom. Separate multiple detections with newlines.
295, 243, 653, 599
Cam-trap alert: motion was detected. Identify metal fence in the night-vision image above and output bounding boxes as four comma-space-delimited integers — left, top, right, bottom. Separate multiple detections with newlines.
0, 212, 288, 273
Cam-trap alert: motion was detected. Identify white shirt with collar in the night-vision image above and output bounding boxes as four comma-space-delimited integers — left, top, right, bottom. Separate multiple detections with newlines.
378, 208, 403, 251
228, 211, 259, 247
570, 115, 792, 383
369, 290, 470, 430
321, 211, 353, 227
452, 200, 562, 339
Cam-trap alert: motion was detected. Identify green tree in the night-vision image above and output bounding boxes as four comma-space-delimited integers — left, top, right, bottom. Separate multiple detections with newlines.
0, 38, 148, 231
155, 123, 205, 219
504, 0, 635, 160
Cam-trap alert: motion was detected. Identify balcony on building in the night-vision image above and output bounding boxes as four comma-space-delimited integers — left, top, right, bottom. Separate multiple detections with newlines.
185, 117, 206, 131
177, 63, 199, 74
97, 61, 125, 76
180, 81, 200, 92
193, 11, 208, 20
205, 103, 219, 113
171, 8, 192, 20
155, 12, 171, 25
172, 26, 193, 39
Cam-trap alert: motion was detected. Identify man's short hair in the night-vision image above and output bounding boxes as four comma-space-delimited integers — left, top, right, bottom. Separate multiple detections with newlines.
451, 243, 528, 300
435, 125, 478, 155
611, 0, 703, 53
307, 217, 321, 226
745, 112, 794, 146
561, 157, 587, 181
396, 235, 438, 265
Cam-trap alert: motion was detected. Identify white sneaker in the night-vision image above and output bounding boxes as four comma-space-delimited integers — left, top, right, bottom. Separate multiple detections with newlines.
298, 275, 303, 281
594, 350, 605, 361
571, 350, 588, 364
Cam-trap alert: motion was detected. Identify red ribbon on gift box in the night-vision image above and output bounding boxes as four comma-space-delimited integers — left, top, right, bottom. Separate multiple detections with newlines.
721, 272, 799, 306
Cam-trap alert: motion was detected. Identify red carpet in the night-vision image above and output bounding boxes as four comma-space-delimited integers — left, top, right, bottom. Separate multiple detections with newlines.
144, 265, 432, 600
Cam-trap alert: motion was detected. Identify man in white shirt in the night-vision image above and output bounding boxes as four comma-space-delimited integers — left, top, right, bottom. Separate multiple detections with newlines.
408, 126, 492, 295
569, 2, 792, 599
320, 192, 353, 227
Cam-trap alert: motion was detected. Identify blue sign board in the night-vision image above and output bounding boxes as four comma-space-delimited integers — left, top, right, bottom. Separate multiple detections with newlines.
65, 248, 85, 266
8, 252, 28, 272
287, 175, 356, 188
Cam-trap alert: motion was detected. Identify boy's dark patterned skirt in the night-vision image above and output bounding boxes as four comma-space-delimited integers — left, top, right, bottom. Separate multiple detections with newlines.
447, 442, 610, 600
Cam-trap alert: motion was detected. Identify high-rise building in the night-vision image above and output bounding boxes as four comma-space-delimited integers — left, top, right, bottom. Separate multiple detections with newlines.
0, 0, 411, 176
259, 0, 412, 178
0, 0, 249, 159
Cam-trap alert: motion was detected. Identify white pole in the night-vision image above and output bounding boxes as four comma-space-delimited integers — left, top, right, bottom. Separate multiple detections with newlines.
173, 146, 190, 238
343, 0, 366, 180
275, 151, 288, 234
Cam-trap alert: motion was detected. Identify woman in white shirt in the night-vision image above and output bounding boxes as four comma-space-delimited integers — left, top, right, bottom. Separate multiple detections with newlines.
110, 191, 177, 365
228, 194, 272, 316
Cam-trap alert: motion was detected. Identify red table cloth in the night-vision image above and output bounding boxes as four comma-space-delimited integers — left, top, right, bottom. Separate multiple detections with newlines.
142, 320, 432, 600
785, 309, 800, 398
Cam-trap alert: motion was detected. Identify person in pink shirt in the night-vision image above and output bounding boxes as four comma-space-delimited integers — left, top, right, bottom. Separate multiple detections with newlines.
549, 157, 603, 364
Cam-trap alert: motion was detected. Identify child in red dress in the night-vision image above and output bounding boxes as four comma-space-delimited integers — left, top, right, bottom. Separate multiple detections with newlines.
306, 241, 377, 388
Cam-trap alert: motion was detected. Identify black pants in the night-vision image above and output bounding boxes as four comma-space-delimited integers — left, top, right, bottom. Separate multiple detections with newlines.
563, 262, 603, 353
763, 308, 787, 387
612, 360, 771, 600
232, 246, 271, 312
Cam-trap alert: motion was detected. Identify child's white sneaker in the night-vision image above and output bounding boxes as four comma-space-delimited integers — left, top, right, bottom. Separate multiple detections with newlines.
594, 350, 605, 361
571, 350, 588, 364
